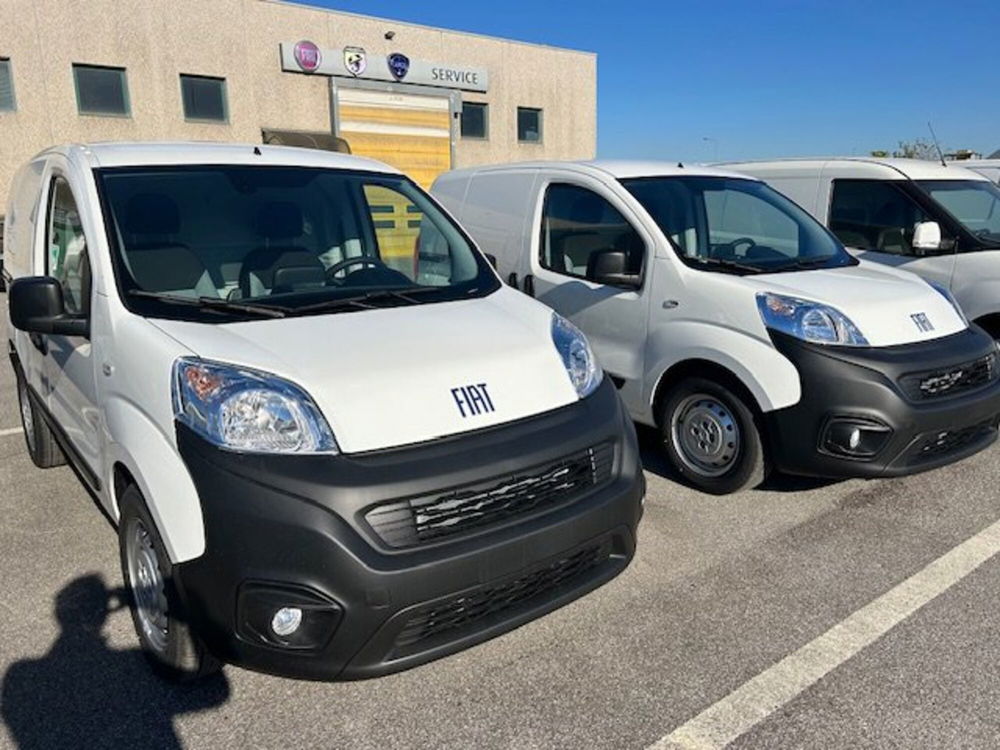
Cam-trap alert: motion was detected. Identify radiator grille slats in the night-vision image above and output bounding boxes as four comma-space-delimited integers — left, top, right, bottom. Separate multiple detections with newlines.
900, 353, 998, 401
366, 443, 614, 548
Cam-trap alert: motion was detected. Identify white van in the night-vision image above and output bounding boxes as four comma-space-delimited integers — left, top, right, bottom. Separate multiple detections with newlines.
5, 143, 643, 681
721, 158, 1000, 337
432, 160, 1000, 495
957, 159, 1000, 186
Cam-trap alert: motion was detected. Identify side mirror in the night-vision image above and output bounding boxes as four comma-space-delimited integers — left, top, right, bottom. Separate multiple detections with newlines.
483, 253, 498, 270
588, 249, 640, 288
912, 221, 943, 253
9, 277, 88, 337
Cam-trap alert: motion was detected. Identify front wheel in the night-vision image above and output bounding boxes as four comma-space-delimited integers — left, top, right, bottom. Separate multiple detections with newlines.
118, 485, 220, 681
16, 373, 65, 468
659, 376, 768, 495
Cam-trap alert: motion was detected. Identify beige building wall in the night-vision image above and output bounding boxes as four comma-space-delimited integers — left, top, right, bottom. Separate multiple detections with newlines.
0, 0, 597, 210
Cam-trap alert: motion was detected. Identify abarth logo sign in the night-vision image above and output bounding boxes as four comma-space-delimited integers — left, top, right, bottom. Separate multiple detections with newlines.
293, 40, 322, 73
387, 52, 410, 81
451, 384, 495, 418
344, 47, 367, 76
911, 312, 934, 333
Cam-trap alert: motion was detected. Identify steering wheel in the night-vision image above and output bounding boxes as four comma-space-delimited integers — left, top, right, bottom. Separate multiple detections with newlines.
325, 256, 392, 283
719, 237, 757, 257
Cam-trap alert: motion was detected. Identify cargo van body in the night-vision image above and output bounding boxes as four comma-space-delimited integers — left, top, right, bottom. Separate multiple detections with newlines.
722, 158, 1000, 337
433, 160, 1000, 495
5, 143, 643, 681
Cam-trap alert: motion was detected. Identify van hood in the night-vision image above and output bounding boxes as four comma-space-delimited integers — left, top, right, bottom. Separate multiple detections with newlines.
149, 287, 579, 453
747, 261, 966, 347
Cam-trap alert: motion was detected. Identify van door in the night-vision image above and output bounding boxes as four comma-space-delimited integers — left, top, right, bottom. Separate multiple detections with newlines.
526, 177, 653, 409
825, 175, 957, 288
39, 172, 101, 486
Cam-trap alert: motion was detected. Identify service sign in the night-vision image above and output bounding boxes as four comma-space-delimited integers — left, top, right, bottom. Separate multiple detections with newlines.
280, 41, 489, 92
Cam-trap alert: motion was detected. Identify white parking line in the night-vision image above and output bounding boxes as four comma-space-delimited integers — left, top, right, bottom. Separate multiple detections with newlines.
650, 516, 1000, 750
0, 427, 22, 438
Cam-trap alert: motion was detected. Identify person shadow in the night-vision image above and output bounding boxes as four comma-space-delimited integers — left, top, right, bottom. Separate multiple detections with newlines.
1, 574, 230, 750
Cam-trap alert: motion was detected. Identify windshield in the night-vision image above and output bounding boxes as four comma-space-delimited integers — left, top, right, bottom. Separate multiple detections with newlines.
96, 165, 498, 322
916, 179, 1000, 245
621, 176, 856, 274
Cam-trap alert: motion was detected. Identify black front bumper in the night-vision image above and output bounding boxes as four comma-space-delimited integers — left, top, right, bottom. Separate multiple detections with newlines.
766, 327, 1000, 478
174, 378, 643, 681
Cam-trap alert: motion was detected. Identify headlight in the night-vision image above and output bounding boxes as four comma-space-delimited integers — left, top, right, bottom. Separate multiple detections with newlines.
172, 358, 338, 454
551, 313, 603, 398
928, 281, 968, 325
756, 293, 869, 346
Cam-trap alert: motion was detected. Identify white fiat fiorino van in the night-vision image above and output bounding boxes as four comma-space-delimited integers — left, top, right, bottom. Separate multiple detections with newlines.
5, 143, 644, 681
432, 160, 1000, 495
722, 158, 1000, 338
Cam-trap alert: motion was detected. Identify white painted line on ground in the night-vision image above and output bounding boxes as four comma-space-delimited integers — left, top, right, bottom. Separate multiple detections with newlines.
0, 427, 22, 438
650, 516, 1000, 750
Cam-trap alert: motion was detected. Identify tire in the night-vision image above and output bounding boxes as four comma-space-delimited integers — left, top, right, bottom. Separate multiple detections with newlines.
16, 372, 65, 469
118, 485, 221, 682
659, 376, 768, 495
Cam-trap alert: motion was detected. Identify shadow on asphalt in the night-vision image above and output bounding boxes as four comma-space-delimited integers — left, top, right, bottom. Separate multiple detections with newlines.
637, 424, 842, 494
1, 574, 229, 750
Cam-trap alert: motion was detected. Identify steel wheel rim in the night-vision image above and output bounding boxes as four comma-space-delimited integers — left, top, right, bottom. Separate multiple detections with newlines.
17, 380, 35, 454
126, 519, 169, 654
671, 394, 741, 478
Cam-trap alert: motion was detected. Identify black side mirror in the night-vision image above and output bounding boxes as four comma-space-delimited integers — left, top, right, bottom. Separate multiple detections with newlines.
9, 277, 89, 337
483, 253, 498, 270
588, 249, 640, 288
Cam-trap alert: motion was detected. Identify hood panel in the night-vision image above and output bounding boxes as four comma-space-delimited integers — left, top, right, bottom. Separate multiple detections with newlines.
150, 288, 579, 453
749, 262, 966, 347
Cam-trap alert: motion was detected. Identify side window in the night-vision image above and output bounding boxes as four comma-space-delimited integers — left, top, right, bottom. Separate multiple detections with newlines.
361, 184, 464, 286
540, 184, 644, 281
830, 179, 932, 255
46, 177, 91, 316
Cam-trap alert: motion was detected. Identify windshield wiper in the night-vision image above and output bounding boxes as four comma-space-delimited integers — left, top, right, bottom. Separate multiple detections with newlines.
128, 290, 288, 318
769, 256, 837, 272
690, 256, 763, 274
288, 286, 443, 315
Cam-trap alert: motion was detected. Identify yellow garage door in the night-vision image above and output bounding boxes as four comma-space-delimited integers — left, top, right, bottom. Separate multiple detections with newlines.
338, 88, 452, 189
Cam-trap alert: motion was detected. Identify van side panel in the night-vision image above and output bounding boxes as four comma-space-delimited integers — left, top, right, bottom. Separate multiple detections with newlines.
3, 159, 45, 280
641, 320, 802, 424
437, 170, 538, 281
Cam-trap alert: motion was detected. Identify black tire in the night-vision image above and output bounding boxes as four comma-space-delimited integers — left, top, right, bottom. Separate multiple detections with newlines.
118, 485, 221, 682
16, 371, 65, 469
659, 376, 768, 495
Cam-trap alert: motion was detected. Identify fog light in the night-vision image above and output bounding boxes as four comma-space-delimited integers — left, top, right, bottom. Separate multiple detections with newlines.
271, 607, 303, 637
821, 417, 892, 459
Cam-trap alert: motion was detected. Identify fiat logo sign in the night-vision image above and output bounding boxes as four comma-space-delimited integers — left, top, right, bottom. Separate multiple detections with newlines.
293, 40, 322, 73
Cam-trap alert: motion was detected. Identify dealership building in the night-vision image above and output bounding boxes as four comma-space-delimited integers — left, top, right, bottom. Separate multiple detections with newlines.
0, 0, 597, 210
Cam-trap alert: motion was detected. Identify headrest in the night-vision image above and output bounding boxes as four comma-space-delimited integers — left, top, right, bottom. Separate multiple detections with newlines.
124, 193, 181, 235
255, 201, 304, 240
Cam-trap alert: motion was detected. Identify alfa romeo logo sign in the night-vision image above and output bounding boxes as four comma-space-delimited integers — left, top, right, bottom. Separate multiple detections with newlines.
293, 40, 322, 73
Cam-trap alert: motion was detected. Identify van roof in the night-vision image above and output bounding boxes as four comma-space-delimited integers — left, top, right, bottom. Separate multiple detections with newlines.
35, 141, 402, 174
717, 157, 990, 182
437, 159, 755, 182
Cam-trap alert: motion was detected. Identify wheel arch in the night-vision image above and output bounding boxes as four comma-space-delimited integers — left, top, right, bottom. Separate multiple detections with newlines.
651, 359, 764, 427
973, 312, 1000, 339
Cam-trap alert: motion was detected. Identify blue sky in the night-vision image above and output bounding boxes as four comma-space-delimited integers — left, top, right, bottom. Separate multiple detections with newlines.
317, 0, 999, 162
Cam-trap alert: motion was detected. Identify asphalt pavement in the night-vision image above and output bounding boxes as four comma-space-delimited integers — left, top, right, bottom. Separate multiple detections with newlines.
1, 293, 999, 749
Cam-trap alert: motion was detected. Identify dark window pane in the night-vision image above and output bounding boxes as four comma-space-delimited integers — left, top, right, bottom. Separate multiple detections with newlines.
181, 75, 227, 122
830, 179, 931, 255
0, 59, 15, 111
461, 102, 487, 139
74, 65, 129, 116
517, 107, 542, 143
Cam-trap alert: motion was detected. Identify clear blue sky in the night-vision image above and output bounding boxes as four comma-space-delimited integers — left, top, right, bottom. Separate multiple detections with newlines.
315, 0, 999, 162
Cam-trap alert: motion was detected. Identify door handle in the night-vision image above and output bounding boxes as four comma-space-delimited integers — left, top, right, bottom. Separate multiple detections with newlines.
507, 272, 519, 288
29, 333, 47, 355
522, 275, 535, 297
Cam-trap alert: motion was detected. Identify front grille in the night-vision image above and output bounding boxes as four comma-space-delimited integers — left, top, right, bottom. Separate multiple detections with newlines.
365, 443, 614, 548
394, 543, 606, 650
900, 353, 998, 401
909, 419, 998, 464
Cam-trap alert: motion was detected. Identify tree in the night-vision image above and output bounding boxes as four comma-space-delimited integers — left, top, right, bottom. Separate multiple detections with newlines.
892, 139, 940, 160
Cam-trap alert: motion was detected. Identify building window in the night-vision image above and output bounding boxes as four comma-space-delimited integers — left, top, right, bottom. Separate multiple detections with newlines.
517, 107, 542, 143
180, 74, 228, 123
461, 102, 488, 139
73, 64, 129, 117
0, 58, 15, 112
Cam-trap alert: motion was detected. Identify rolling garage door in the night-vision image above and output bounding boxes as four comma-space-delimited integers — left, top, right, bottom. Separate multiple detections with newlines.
337, 88, 452, 189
